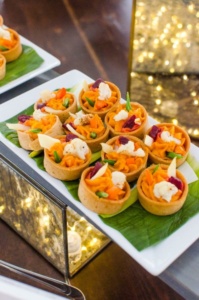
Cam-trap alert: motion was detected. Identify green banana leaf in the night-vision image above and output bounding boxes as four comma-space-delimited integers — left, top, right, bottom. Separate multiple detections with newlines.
0, 45, 44, 87
1, 105, 199, 251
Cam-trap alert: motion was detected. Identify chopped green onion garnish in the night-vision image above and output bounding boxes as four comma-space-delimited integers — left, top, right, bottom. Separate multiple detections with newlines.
86, 97, 95, 107
167, 152, 183, 159
126, 92, 131, 112
29, 150, 43, 158
90, 132, 97, 139
96, 191, 109, 198
63, 97, 70, 108
29, 128, 42, 133
53, 151, 61, 163
0, 45, 9, 51
103, 159, 116, 166
152, 164, 159, 174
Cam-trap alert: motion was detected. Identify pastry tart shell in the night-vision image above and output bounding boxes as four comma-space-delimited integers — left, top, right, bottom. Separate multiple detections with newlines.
145, 123, 190, 167
78, 81, 121, 120
137, 164, 188, 216
17, 116, 64, 151
101, 135, 148, 182
34, 93, 77, 123
105, 102, 148, 139
1, 28, 22, 62
44, 147, 92, 181
78, 167, 131, 214
0, 54, 6, 80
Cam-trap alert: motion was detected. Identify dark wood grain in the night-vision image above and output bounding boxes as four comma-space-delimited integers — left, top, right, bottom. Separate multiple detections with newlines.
0, 0, 188, 299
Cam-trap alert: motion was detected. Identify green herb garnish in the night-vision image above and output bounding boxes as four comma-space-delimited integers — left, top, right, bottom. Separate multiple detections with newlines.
29, 128, 42, 133
96, 191, 109, 198
86, 97, 95, 107
167, 152, 183, 159
90, 132, 97, 139
126, 92, 131, 112
53, 151, 61, 163
63, 98, 70, 108
103, 159, 116, 166
0, 45, 9, 51
152, 164, 159, 174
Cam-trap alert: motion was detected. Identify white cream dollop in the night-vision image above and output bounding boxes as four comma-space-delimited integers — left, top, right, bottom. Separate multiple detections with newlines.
40, 89, 56, 103
111, 171, 126, 189
98, 82, 111, 100
113, 109, 128, 121
63, 138, 89, 159
33, 109, 48, 121
160, 131, 181, 145
0, 26, 11, 40
153, 181, 178, 202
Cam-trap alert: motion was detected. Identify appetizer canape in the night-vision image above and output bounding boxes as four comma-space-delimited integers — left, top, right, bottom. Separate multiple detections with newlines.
6, 109, 64, 151
63, 110, 109, 152
78, 162, 131, 214
105, 93, 148, 139
0, 16, 22, 62
101, 135, 148, 182
0, 53, 6, 80
34, 88, 77, 123
78, 78, 121, 120
137, 158, 188, 215
38, 134, 92, 181
144, 123, 190, 167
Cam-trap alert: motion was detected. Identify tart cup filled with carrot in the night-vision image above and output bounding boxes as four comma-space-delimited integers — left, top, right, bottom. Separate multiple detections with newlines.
105, 93, 148, 139
101, 135, 148, 182
144, 123, 190, 167
0, 53, 6, 80
6, 109, 64, 151
0, 16, 22, 62
63, 110, 109, 152
78, 78, 121, 120
78, 162, 131, 214
38, 134, 92, 181
34, 88, 77, 123
137, 158, 188, 216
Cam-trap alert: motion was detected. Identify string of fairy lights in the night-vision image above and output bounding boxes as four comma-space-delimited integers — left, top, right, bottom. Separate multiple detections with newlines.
130, 1, 199, 138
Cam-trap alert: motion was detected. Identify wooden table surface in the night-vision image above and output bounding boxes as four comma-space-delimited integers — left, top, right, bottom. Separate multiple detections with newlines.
1, 0, 197, 299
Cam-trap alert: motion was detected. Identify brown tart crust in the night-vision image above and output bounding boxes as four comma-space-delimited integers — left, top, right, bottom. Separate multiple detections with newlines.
145, 123, 190, 167
43, 138, 92, 181
17, 116, 64, 151
137, 164, 188, 216
78, 81, 121, 120
105, 102, 148, 139
34, 92, 77, 123
0, 53, 6, 80
101, 135, 148, 182
0, 28, 22, 62
78, 167, 131, 214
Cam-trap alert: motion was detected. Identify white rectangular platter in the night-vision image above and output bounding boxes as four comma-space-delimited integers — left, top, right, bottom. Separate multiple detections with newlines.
0, 34, 60, 94
0, 69, 199, 276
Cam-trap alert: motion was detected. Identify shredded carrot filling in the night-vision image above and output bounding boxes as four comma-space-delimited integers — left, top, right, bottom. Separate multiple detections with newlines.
107, 104, 145, 132
47, 141, 87, 167
0, 30, 18, 50
141, 166, 182, 203
81, 87, 118, 111
149, 125, 187, 159
65, 114, 106, 139
85, 168, 126, 200
104, 140, 145, 173
23, 115, 56, 140
38, 88, 74, 111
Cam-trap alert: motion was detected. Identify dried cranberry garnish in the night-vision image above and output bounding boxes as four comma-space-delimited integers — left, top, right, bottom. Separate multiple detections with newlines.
149, 125, 161, 140
37, 103, 46, 109
118, 136, 129, 145
89, 162, 103, 178
168, 176, 184, 191
65, 133, 78, 142
92, 78, 104, 88
18, 115, 31, 123
122, 115, 136, 129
